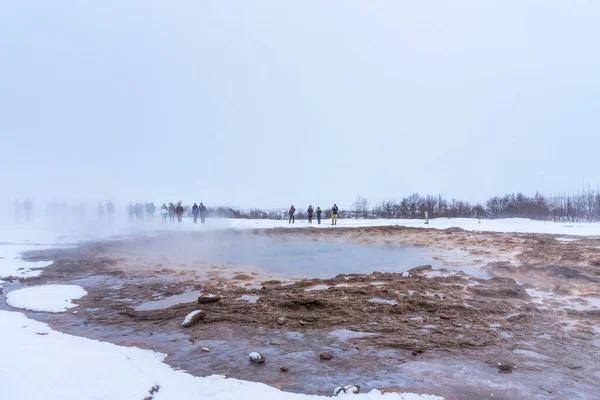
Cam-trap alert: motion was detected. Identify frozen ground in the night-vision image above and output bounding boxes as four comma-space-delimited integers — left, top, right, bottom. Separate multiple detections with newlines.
0, 310, 442, 400
6, 284, 87, 312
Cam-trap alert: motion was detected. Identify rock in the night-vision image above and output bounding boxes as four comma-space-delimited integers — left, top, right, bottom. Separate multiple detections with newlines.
280, 366, 289, 372
233, 274, 254, 281
411, 345, 425, 356
299, 320, 308, 326
274, 385, 283, 390
498, 362, 515, 373
201, 347, 210, 352
262, 280, 282, 286
333, 385, 361, 396
320, 352, 333, 360
197, 294, 221, 304
72, 311, 79, 315
407, 265, 433, 275
277, 318, 286, 325
181, 310, 206, 327
249, 352, 266, 363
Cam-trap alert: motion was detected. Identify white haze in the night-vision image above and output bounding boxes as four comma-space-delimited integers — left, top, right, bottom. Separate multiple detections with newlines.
1, 1, 600, 211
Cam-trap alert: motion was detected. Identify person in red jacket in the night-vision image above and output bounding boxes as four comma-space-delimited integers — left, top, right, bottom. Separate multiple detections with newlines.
288, 205, 296, 224
175, 203, 184, 222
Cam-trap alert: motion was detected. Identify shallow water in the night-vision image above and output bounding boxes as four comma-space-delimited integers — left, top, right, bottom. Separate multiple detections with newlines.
135, 291, 200, 311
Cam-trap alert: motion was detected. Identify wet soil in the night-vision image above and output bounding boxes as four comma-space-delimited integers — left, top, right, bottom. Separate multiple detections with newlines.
3, 226, 600, 399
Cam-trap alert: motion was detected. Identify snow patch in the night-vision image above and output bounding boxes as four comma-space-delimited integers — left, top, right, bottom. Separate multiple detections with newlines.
6, 284, 87, 312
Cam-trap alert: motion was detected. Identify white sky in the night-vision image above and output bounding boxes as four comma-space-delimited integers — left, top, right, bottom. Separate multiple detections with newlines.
1, 1, 599, 209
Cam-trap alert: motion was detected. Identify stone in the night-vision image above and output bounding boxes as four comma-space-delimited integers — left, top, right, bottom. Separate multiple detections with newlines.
280, 366, 289, 372
201, 347, 210, 352
197, 294, 221, 304
182, 310, 206, 328
277, 318, 286, 325
320, 352, 333, 360
249, 352, 266, 363
333, 385, 361, 396
498, 362, 515, 373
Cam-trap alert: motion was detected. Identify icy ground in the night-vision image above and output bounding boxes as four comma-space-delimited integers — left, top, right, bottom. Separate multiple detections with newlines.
0, 311, 443, 400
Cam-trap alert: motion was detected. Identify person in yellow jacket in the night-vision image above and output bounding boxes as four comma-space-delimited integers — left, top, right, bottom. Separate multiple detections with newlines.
331, 204, 339, 225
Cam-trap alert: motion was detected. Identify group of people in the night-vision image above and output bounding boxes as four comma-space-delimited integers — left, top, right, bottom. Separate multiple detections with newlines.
126, 202, 156, 222
158, 202, 208, 223
288, 204, 339, 225
97, 201, 116, 220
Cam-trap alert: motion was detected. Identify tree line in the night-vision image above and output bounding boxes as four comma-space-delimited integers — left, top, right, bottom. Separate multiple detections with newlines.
230, 190, 600, 222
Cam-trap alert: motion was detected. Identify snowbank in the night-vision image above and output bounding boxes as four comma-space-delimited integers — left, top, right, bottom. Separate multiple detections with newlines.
0, 311, 443, 400
6, 284, 87, 312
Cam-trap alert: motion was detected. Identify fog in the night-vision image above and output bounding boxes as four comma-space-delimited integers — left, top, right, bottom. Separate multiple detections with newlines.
2, 1, 600, 212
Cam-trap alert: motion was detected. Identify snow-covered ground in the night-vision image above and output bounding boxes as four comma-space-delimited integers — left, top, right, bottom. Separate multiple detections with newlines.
6, 284, 87, 312
0, 310, 443, 400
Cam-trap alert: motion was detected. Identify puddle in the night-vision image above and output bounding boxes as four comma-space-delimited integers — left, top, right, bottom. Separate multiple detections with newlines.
237, 295, 260, 303
134, 291, 200, 311
329, 329, 378, 341
368, 298, 398, 305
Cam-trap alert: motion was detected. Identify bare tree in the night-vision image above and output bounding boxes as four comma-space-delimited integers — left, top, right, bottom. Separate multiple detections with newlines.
352, 195, 369, 219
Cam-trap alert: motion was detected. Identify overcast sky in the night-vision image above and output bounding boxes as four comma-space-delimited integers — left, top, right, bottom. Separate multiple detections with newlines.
1, 1, 599, 209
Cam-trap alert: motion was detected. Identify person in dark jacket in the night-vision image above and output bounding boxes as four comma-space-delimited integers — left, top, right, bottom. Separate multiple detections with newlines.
168, 203, 176, 223
199, 202, 207, 223
316, 207, 322, 224
331, 204, 339, 225
192, 203, 199, 223
175, 203, 184, 222
307, 205, 314, 224
289, 205, 296, 224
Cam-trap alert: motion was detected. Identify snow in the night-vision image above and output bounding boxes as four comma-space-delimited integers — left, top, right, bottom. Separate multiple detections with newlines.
6, 284, 87, 312
305, 284, 330, 291
0, 244, 58, 279
0, 310, 443, 400
182, 310, 204, 326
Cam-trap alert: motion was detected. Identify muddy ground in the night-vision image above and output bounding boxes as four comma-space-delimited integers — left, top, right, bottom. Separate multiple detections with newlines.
2, 226, 600, 399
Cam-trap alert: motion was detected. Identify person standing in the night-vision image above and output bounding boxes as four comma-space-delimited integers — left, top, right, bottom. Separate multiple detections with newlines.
160, 203, 169, 223
331, 204, 339, 225
168, 203, 176, 223
288, 205, 296, 224
316, 207, 322, 224
199, 202, 207, 223
175, 203, 184, 222
307, 205, 314, 224
146, 202, 156, 222
192, 203, 199, 223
